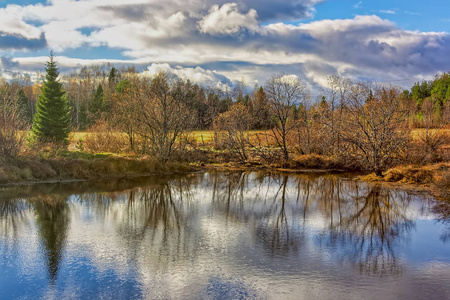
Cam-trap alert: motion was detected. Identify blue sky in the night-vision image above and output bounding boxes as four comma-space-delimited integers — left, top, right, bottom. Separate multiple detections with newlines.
315, 1, 450, 32
0, 0, 449, 90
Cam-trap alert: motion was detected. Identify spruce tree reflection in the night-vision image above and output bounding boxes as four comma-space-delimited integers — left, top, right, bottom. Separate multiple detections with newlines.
32, 194, 70, 284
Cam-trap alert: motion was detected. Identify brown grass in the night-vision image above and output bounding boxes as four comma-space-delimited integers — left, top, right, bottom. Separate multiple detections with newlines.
291, 154, 340, 169
0, 155, 195, 184
382, 163, 450, 200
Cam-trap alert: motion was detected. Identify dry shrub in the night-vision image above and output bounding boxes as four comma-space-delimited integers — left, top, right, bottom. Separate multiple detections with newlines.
292, 154, 339, 169
435, 171, 450, 200
84, 121, 128, 153
213, 104, 252, 162
248, 131, 283, 164
332, 143, 365, 171
384, 165, 436, 184
405, 129, 450, 164
0, 128, 25, 157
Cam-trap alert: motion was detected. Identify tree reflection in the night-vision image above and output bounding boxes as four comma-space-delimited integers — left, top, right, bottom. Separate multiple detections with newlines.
0, 198, 30, 241
432, 201, 450, 243
317, 183, 414, 276
209, 172, 417, 275
111, 176, 198, 262
210, 172, 305, 256
255, 175, 305, 256
32, 194, 70, 283
0, 172, 443, 285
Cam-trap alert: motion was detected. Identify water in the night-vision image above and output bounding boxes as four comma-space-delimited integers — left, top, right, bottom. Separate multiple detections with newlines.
0, 172, 449, 300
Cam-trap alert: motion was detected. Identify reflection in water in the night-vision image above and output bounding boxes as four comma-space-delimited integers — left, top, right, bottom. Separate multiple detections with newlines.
116, 177, 195, 263
0, 172, 449, 299
433, 201, 450, 243
209, 173, 417, 275
0, 197, 30, 241
317, 184, 414, 276
32, 194, 70, 283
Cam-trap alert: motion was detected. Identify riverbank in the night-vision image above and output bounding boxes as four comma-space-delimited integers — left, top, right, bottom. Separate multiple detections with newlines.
0, 152, 194, 184
1, 152, 449, 200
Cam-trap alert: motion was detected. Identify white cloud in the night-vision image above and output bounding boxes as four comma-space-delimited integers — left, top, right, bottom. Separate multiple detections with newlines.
144, 63, 233, 90
0, 6, 42, 39
0, 1, 449, 92
198, 3, 259, 35
379, 10, 396, 15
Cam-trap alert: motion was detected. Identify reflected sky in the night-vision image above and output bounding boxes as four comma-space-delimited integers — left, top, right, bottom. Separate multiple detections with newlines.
0, 172, 449, 299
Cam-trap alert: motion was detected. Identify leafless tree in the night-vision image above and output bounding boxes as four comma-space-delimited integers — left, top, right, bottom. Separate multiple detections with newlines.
0, 79, 28, 157
323, 75, 352, 155
214, 103, 252, 162
134, 72, 194, 161
342, 83, 410, 176
109, 74, 141, 150
265, 74, 310, 161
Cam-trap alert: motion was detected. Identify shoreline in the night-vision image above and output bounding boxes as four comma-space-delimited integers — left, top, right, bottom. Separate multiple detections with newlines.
1, 155, 447, 201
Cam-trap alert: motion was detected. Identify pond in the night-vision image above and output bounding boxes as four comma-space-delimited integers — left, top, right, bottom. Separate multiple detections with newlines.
0, 172, 449, 299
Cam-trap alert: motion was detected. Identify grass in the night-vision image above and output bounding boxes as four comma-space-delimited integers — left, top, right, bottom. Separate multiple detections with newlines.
358, 162, 450, 201
0, 149, 195, 184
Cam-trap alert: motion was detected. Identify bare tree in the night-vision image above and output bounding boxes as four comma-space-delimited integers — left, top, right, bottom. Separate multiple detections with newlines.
213, 103, 252, 162
324, 75, 352, 155
0, 79, 28, 157
265, 74, 310, 161
342, 83, 410, 176
134, 72, 194, 161
110, 76, 140, 150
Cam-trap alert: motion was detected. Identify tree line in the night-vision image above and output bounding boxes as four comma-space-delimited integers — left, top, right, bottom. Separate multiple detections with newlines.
0, 55, 449, 176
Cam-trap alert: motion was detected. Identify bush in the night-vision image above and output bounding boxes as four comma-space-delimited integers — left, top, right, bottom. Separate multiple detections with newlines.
0, 128, 24, 158
84, 121, 129, 153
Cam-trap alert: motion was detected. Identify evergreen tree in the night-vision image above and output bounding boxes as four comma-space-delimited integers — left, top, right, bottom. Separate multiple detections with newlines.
31, 53, 70, 143
17, 89, 32, 124
88, 83, 104, 125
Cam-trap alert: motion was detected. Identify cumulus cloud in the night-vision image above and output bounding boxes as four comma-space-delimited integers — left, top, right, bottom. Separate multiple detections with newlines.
0, 1, 449, 91
0, 6, 43, 40
234, 0, 324, 22
144, 63, 233, 90
198, 3, 259, 35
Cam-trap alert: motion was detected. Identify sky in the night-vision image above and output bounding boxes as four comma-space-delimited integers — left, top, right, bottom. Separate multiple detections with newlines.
1, 0, 450, 92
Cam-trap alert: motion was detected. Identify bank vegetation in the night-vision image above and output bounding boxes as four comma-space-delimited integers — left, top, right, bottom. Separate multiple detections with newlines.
0, 63, 449, 199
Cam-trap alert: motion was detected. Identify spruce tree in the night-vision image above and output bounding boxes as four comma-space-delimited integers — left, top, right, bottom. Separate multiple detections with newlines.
17, 89, 32, 124
89, 84, 104, 125
31, 53, 70, 143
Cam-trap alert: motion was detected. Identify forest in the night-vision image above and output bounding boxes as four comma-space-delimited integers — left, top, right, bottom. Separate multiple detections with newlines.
0, 59, 449, 198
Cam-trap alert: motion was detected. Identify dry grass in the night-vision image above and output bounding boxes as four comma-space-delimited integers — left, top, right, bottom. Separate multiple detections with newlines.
291, 154, 340, 169
0, 154, 194, 184
410, 128, 450, 138
384, 163, 450, 200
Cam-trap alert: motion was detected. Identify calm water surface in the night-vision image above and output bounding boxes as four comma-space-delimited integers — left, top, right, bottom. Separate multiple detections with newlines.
0, 172, 449, 299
